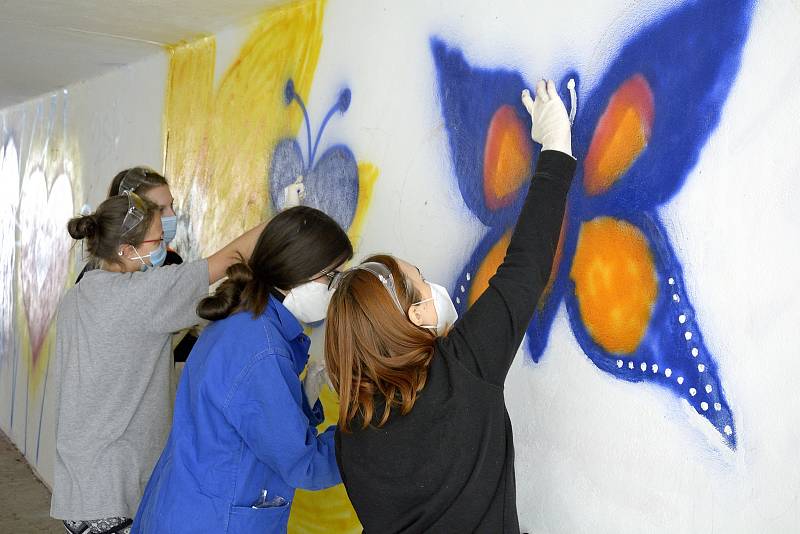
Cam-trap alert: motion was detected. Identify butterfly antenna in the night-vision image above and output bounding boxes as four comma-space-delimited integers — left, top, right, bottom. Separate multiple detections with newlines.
309, 88, 351, 166
283, 80, 313, 172
567, 78, 577, 125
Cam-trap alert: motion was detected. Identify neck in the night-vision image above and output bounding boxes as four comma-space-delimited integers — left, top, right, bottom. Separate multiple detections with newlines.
100, 259, 137, 273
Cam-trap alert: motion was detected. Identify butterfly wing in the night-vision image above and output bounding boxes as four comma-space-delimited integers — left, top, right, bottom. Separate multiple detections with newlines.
564, 212, 736, 447
306, 144, 359, 230
431, 38, 535, 228
268, 138, 305, 212
572, 0, 755, 215
553, 0, 754, 448
450, 226, 511, 316
432, 38, 546, 322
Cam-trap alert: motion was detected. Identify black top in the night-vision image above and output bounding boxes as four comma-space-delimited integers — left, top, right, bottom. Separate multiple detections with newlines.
76, 250, 197, 363
335, 150, 576, 534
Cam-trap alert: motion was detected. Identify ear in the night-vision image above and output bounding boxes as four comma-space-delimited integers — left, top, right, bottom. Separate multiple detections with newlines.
407, 303, 424, 327
118, 243, 132, 258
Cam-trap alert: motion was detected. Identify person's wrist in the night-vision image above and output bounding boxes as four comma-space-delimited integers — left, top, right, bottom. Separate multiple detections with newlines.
541, 132, 572, 157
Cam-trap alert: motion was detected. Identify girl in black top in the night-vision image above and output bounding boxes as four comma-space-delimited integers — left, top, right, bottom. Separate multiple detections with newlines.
324, 80, 576, 533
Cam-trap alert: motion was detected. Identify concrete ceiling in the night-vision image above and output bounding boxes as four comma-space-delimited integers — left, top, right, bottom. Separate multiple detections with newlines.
0, 0, 288, 109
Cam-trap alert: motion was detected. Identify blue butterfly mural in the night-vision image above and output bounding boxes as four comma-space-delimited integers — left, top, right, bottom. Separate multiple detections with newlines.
432, 0, 754, 448
269, 79, 359, 229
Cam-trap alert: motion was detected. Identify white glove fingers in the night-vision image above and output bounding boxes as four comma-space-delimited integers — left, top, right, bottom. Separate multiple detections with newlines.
521, 89, 534, 115
546, 79, 559, 101
535, 79, 549, 102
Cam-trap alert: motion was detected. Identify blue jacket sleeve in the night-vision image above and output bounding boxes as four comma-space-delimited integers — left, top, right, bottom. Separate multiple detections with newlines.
223, 353, 342, 491
301, 394, 325, 427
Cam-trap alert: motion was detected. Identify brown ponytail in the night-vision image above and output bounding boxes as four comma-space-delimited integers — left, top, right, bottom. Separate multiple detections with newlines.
197, 262, 254, 321
197, 206, 353, 322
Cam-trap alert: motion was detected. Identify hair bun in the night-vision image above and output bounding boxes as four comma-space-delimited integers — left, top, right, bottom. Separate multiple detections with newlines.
197, 262, 254, 321
67, 214, 98, 240
225, 262, 254, 285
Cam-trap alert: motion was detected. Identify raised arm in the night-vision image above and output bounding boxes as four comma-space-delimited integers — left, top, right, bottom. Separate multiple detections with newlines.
442, 80, 576, 386
204, 182, 308, 284
205, 222, 267, 284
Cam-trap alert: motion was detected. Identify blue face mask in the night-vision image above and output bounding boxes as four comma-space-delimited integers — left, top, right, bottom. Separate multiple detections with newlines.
130, 242, 167, 271
161, 215, 177, 245
149, 241, 168, 267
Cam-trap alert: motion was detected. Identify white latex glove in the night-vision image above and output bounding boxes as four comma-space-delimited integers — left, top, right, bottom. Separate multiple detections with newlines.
521, 80, 572, 157
283, 175, 305, 208
302, 359, 327, 407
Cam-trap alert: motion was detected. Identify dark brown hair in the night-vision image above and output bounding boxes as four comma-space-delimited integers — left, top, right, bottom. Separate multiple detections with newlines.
67, 193, 157, 265
325, 254, 436, 432
197, 206, 353, 321
107, 166, 168, 198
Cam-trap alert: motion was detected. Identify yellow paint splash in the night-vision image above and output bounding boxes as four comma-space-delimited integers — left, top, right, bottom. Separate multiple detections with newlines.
348, 162, 379, 247
164, 0, 326, 257
288, 385, 360, 533
163, 36, 215, 253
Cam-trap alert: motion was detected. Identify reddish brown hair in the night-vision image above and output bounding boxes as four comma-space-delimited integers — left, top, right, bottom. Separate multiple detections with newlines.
325, 254, 436, 431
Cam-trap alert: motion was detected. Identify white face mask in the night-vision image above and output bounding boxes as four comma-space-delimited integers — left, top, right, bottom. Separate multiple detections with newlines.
415, 281, 458, 336
283, 281, 334, 325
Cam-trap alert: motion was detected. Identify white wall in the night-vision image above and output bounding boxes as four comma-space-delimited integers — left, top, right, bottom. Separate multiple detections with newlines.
1, 0, 798, 532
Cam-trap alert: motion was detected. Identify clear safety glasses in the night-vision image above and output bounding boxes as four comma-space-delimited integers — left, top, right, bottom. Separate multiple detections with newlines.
329, 261, 406, 314
321, 269, 340, 290
120, 190, 148, 238
117, 167, 156, 195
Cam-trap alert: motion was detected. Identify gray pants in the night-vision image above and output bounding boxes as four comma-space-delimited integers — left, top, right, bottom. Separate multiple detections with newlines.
63, 517, 132, 534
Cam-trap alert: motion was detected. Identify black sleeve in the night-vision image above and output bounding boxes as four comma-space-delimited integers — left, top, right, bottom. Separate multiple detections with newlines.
163, 252, 193, 363
75, 262, 93, 284
173, 332, 197, 363
165, 250, 183, 265
439, 150, 576, 387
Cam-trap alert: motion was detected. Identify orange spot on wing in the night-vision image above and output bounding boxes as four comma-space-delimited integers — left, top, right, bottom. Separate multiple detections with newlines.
483, 105, 533, 210
468, 231, 512, 306
570, 217, 658, 354
584, 74, 654, 196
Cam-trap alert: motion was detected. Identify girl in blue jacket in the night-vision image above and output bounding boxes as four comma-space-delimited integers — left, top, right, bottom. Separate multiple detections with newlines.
132, 206, 351, 533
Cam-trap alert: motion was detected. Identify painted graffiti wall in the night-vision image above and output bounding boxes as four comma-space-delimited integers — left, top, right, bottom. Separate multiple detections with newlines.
0, 52, 167, 486
1, 0, 798, 532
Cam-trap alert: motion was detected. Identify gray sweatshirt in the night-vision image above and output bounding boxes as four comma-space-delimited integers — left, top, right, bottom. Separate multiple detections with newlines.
50, 260, 209, 520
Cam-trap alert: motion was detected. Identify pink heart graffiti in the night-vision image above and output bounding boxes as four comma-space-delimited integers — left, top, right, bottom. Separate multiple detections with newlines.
0, 141, 20, 364
18, 168, 73, 368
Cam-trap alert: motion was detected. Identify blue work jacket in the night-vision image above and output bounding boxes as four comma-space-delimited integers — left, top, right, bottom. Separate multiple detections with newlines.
132, 296, 340, 533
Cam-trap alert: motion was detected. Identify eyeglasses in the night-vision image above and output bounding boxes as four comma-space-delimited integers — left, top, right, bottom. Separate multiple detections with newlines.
321, 269, 342, 290
120, 191, 147, 238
